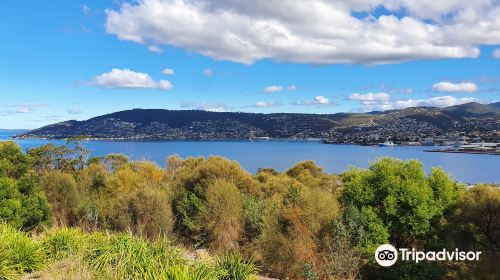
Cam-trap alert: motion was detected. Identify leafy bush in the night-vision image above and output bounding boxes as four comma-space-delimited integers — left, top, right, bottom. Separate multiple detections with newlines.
202, 180, 243, 252
242, 196, 265, 240
342, 157, 462, 249
39, 171, 80, 226
86, 233, 184, 279
0, 222, 45, 279
447, 184, 500, 279
216, 252, 257, 280
2, 142, 491, 279
164, 264, 218, 280
41, 227, 87, 260
103, 187, 174, 239
0, 141, 50, 230
0, 142, 31, 179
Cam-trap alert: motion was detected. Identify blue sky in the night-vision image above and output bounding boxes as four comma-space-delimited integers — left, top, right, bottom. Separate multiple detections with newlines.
0, 0, 499, 129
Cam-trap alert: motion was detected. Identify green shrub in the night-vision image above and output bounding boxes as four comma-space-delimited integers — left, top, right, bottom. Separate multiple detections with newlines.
202, 180, 243, 252
342, 157, 462, 248
39, 171, 80, 226
0, 223, 45, 279
104, 187, 174, 239
165, 264, 218, 280
242, 196, 265, 240
41, 227, 87, 260
86, 233, 184, 279
175, 191, 207, 245
0, 142, 30, 179
216, 252, 257, 280
0, 141, 50, 230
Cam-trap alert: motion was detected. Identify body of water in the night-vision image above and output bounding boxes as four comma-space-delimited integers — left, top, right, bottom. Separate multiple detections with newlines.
1, 131, 498, 184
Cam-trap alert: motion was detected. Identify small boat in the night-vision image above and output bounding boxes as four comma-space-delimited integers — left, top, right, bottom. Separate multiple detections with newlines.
249, 136, 271, 140
378, 141, 396, 147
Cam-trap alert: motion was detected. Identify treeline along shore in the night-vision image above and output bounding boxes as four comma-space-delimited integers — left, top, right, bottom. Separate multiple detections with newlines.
0, 140, 499, 279
13, 102, 500, 146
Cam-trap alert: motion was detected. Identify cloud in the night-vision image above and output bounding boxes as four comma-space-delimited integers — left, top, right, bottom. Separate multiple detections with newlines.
314, 96, 330, 105
394, 96, 478, 108
16, 108, 30, 113
202, 68, 213, 77
348, 92, 390, 102
66, 109, 84, 115
263, 86, 283, 93
30, 115, 65, 123
295, 96, 331, 106
493, 49, 500, 58
255, 101, 281, 107
162, 68, 175, 75
432, 81, 478, 93
147, 45, 162, 53
263, 85, 296, 93
180, 101, 228, 112
349, 92, 479, 112
348, 92, 392, 111
91, 69, 173, 90
368, 84, 413, 94
104, 0, 500, 65
3, 103, 48, 114
81, 5, 91, 16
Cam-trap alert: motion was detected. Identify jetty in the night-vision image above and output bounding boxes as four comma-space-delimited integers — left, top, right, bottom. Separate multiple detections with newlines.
425, 142, 500, 155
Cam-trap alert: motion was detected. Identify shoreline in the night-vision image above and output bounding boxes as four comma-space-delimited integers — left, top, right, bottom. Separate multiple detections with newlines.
425, 149, 500, 155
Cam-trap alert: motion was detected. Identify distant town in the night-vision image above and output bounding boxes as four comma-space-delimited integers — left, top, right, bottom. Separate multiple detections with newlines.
12, 102, 500, 154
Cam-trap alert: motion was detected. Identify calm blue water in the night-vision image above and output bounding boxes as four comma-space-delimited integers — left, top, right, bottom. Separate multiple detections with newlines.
1, 131, 498, 184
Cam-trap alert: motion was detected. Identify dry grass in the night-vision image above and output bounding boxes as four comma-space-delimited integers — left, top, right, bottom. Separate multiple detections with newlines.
21, 256, 112, 280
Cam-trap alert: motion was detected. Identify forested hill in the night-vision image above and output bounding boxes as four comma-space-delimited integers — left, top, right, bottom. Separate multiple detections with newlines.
13, 102, 500, 140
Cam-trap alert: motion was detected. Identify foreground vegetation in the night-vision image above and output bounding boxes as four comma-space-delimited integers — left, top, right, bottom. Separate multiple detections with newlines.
0, 140, 499, 279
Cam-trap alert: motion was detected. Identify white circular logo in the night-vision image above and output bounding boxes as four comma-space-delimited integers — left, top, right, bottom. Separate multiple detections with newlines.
375, 244, 398, 267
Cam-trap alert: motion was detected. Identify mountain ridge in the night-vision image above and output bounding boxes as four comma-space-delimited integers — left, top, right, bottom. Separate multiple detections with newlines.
13, 102, 500, 143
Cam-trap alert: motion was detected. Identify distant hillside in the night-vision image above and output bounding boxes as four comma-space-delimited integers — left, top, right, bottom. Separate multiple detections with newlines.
490, 101, 500, 109
442, 102, 500, 119
13, 102, 500, 141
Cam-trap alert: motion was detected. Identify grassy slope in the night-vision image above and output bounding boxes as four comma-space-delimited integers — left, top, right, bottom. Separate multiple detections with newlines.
1, 224, 258, 280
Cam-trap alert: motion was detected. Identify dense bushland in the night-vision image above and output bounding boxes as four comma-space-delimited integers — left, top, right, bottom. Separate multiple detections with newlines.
0, 140, 499, 279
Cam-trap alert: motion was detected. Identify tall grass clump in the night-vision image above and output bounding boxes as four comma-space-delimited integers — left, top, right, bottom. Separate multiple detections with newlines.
216, 252, 258, 280
86, 233, 185, 280
165, 264, 218, 280
0, 223, 45, 280
40, 227, 87, 260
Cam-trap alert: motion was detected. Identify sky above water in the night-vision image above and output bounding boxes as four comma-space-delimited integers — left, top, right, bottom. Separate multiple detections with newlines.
1, 0, 499, 129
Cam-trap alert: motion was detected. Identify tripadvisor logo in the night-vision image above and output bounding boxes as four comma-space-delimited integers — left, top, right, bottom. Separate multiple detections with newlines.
375, 244, 482, 267
375, 244, 398, 267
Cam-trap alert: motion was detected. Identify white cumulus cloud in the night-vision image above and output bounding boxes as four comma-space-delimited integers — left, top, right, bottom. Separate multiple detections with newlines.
295, 96, 331, 106
180, 101, 227, 112
348, 90, 479, 112
255, 101, 281, 107
263, 86, 284, 93
314, 96, 330, 105
432, 82, 478, 93
263, 85, 296, 93
3, 103, 48, 114
92, 69, 173, 90
162, 68, 175, 75
394, 96, 478, 108
104, 0, 500, 65
348, 92, 391, 102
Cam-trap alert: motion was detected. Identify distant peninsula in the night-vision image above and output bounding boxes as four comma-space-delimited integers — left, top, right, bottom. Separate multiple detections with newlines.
12, 102, 500, 145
